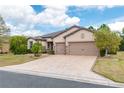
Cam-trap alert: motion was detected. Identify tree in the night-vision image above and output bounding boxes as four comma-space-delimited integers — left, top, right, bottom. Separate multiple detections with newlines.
122, 28, 124, 35
88, 26, 96, 31
94, 24, 122, 56
31, 42, 42, 57
0, 15, 10, 36
10, 36, 27, 54
0, 15, 10, 53
97, 24, 111, 32
119, 27, 124, 51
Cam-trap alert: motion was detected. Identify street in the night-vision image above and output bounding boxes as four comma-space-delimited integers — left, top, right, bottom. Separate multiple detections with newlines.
0, 70, 115, 88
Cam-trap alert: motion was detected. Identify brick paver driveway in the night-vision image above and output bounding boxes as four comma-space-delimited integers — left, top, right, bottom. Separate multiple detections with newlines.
0, 55, 114, 85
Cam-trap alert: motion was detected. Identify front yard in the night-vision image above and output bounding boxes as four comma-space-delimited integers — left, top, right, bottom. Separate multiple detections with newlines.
0, 54, 46, 67
93, 52, 124, 83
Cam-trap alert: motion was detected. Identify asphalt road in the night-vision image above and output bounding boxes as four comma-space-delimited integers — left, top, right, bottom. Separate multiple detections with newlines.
0, 70, 115, 88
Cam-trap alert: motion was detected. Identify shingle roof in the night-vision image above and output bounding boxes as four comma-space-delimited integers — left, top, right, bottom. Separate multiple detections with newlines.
28, 25, 90, 40
42, 25, 81, 38
42, 30, 65, 38
28, 36, 46, 41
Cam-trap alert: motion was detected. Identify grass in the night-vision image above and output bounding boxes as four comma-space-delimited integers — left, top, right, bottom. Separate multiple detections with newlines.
92, 51, 124, 83
0, 54, 46, 67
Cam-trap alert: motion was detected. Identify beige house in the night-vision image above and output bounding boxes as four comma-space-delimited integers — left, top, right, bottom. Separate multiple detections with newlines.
27, 25, 99, 56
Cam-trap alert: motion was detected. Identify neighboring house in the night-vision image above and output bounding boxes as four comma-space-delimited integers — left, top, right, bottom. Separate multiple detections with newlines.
0, 41, 9, 53
27, 25, 99, 56
2, 43, 9, 53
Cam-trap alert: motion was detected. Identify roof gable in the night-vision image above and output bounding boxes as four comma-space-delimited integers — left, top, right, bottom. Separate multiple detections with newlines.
64, 28, 93, 38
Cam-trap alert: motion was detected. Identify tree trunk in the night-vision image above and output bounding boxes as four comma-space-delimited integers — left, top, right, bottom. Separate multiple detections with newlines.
105, 48, 108, 56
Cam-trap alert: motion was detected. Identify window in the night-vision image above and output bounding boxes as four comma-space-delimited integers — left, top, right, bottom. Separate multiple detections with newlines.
81, 33, 84, 39
47, 42, 53, 50
29, 41, 33, 49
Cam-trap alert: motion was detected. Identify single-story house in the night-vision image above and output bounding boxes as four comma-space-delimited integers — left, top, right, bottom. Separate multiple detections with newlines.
27, 25, 99, 56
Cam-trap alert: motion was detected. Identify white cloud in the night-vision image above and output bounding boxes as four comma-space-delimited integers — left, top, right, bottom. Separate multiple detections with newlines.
108, 21, 124, 32
0, 6, 40, 36
0, 5, 80, 36
6, 23, 43, 36
65, 17, 80, 25
0, 6, 36, 24
97, 5, 114, 10
36, 6, 80, 26
92, 21, 124, 32
79, 5, 115, 11
103, 16, 124, 32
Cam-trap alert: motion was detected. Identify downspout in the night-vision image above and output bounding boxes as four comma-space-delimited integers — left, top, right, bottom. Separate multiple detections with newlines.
52, 38, 56, 54
65, 37, 66, 55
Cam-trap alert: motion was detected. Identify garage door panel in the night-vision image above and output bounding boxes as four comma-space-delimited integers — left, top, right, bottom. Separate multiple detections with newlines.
69, 42, 98, 56
55, 43, 65, 54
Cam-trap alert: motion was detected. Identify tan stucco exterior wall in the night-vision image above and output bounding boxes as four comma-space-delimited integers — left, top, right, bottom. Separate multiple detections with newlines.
27, 39, 36, 49
53, 27, 79, 52
65, 30, 94, 46
53, 27, 79, 44
46, 38, 53, 42
27, 39, 47, 49
41, 41, 47, 47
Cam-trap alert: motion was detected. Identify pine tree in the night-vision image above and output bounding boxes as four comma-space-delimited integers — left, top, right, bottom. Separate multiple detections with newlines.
88, 26, 96, 31
0, 15, 10, 36
0, 15, 10, 53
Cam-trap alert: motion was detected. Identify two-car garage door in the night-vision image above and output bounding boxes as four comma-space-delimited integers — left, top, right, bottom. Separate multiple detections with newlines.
55, 42, 99, 56
68, 42, 99, 56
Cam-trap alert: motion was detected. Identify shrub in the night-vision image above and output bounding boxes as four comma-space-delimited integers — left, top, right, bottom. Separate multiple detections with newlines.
27, 49, 32, 53
31, 42, 42, 57
47, 49, 54, 54
100, 49, 105, 57
108, 49, 117, 55
119, 37, 124, 51
100, 48, 117, 57
10, 36, 27, 54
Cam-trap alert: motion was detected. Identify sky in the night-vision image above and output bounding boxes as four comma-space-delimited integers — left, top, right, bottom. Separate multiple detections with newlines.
0, 5, 124, 36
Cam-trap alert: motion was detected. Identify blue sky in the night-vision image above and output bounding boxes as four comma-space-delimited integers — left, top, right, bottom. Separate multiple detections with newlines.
67, 6, 124, 26
0, 5, 124, 36
32, 5, 124, 26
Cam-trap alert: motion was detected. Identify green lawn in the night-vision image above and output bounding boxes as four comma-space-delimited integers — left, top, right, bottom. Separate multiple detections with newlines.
92, 52, 124, 83
0, 54, 46, 67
